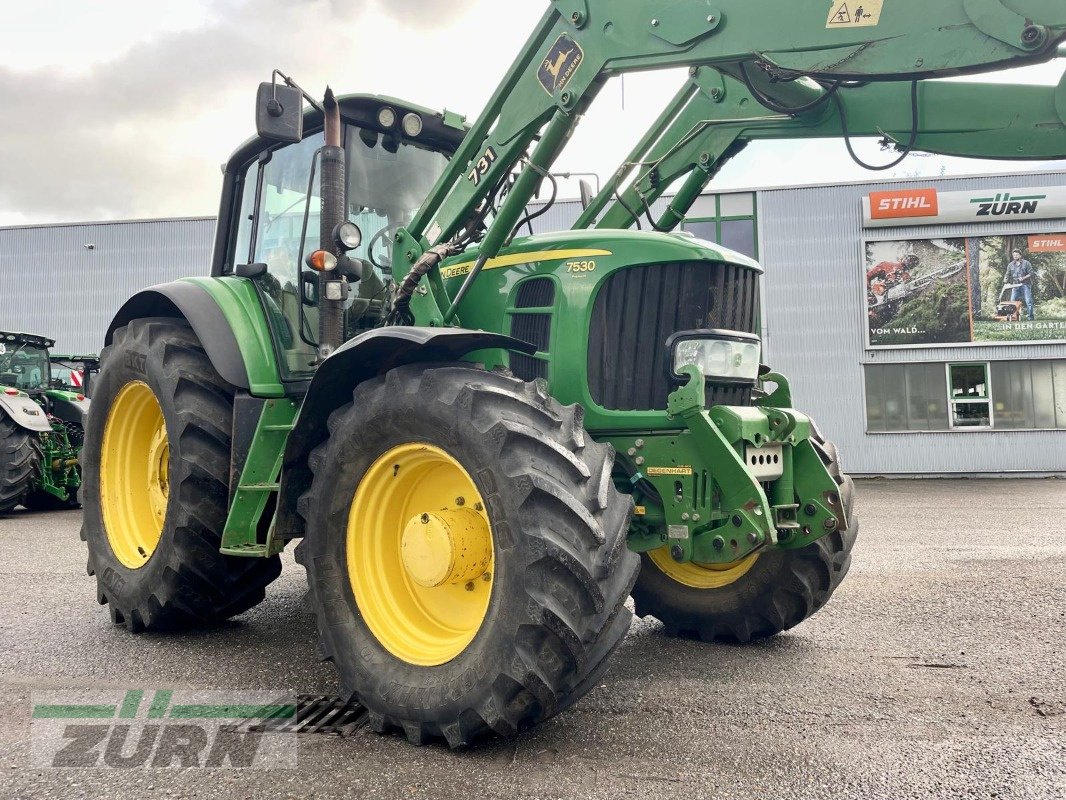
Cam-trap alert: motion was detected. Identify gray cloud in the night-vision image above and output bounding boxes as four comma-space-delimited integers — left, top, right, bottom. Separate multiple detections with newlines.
0, 0, 474, 223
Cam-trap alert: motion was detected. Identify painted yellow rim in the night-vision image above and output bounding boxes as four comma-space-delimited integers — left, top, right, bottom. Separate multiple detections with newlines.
100, 381, 169, 570
347, 443, 494, 667
648, 547, 759, 589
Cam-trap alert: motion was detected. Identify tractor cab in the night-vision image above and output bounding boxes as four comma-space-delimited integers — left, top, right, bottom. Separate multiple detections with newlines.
211, 92, 468, 381
0, 332, 54, 394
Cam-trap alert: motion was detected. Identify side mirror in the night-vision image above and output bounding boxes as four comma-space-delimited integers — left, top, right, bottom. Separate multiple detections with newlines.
579, 179, 595, 211
256, 82, 303, 143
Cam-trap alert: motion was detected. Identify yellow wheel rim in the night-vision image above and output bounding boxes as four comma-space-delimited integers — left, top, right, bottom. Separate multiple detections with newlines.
648, 547, 759, 589
347, 443, 494, 667
100, 381, 169, 569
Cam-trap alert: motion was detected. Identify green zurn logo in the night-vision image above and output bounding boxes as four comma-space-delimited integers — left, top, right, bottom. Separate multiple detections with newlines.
971, 192, 1046, 217
31, 689, 296, 769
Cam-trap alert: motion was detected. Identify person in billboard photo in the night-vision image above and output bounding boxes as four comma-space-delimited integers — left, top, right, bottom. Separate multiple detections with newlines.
1005, 248, 1036, 321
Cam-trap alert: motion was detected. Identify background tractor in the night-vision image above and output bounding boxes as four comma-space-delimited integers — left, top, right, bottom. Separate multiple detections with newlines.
81, 1, 1066, 748
0, 332, 87, 513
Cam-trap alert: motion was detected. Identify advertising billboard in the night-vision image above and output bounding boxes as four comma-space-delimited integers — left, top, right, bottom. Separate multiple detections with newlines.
866, 232, 1066, 347
862, 186, 1066, 228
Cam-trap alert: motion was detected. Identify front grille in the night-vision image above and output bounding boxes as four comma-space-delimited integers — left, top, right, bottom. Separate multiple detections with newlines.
510, 352, 548, 382
510, 313, 552, 352
587, 261, 761, 411
515, 278, 555, 308
510, 277, 554, 383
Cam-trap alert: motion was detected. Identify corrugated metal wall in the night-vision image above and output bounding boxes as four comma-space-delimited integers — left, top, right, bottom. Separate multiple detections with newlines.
758, 171, 1066, 475
0, 218, 216, 354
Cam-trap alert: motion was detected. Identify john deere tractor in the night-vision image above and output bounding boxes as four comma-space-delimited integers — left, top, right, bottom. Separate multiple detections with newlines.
81, 1, 1066, 747
0, 332, 86, 513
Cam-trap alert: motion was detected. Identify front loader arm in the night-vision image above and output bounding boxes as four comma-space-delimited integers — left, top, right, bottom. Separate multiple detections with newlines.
391, 0, 1065, 323
583, 65, 1066, 231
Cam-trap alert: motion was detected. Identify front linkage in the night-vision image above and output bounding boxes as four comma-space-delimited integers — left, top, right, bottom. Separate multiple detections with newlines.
611, 367, 846, 566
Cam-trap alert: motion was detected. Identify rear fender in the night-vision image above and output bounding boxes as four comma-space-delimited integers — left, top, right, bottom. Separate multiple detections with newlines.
0, 393, 51, 433
275, 327, 535, 540
106, 277, 284, 397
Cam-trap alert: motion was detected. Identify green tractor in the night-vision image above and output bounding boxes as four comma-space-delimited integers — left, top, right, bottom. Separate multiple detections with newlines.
80, 1, 1066, 747
0, 332, 86, 513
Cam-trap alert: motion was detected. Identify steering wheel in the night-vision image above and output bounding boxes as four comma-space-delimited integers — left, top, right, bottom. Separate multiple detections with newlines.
367, 222, 405, 273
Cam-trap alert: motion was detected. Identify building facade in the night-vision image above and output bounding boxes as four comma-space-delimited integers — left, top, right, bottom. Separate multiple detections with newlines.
2, 170, 1063, 475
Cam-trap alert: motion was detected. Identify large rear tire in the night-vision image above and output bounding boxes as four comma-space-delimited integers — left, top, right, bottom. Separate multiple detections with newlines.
633, 432, 857, 643
81, 318, 281, 632
0, 416, 40, 514
296, 364, 639, 748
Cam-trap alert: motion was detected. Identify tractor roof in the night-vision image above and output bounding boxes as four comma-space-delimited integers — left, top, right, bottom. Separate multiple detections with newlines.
0, 331, 55, 349
223, 93, 469, 177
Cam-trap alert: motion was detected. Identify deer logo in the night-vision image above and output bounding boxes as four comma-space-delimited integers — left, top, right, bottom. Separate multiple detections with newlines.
544, 49, 574, 85
537, 34, 584, 95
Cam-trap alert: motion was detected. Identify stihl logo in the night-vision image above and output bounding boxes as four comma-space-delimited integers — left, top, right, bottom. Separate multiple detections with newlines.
1028, 234, 1066, 253
869, 189, 939, 219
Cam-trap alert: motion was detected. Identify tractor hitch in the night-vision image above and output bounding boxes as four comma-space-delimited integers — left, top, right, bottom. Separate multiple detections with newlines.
616, 367, 845, 565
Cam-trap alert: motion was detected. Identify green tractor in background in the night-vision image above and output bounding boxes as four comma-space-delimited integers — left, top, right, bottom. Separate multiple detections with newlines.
79, 1, 1066, 747
0, 332, 87, 513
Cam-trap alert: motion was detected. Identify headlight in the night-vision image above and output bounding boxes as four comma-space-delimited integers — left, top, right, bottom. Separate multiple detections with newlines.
671, 331, 761, 384
402, 112, 423, 137
377, 107, 396, 128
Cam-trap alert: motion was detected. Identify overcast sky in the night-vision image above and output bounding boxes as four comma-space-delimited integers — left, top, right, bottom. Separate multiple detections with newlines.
0, 1, 1063, 226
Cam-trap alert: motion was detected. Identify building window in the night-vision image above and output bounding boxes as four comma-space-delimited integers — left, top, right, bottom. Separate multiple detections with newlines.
948, 363, 991, 429
682, 192, 758, 259
865, 363, 949, 431
865, 360, 1066, 432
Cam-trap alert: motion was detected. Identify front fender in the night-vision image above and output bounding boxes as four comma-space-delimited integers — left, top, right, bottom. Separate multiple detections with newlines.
106, 277, 284, 397
0, 393, 51, 433
275, 327, 535, 540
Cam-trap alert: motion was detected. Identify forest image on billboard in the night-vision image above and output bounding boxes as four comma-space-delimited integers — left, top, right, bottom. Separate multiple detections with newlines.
866, 233, 1066, 346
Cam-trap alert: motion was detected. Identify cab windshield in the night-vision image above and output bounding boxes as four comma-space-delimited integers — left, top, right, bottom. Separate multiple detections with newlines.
239, 124, 450, 380
0, 342, 50, 391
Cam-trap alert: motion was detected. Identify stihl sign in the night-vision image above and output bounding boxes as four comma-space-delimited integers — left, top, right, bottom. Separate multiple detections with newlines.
1028, 234, 1066, 252
868, 189, 939, 220
862, 185, 1066, 228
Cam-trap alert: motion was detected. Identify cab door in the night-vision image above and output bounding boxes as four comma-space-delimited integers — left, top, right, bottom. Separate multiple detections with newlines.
232, 133, 325, 381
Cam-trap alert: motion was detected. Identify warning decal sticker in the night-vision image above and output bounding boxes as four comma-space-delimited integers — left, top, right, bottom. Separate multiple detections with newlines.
826, 0, 884, 28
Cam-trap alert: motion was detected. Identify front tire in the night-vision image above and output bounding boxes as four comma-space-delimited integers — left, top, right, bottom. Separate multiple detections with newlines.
633, 432, 858, 643
81, 318, 281, 632
0, 416, 40, 514
296, 364, 639, 748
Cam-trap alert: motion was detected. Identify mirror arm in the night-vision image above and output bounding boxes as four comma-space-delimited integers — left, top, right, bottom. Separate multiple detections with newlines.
271, 69, 325, 114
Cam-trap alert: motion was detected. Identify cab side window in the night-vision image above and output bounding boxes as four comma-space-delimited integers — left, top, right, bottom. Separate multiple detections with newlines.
234, 133, 325, 380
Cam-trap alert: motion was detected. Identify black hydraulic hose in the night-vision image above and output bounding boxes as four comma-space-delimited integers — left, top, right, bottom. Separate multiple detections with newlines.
613, 187, 643, 230
835, 79, 920, 171
637, 191, 672, 232
739, 62, 841, 116
508, 161, 558, 244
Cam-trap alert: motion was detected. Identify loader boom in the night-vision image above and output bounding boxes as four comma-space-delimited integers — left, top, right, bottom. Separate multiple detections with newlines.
389, 0, 1066, 325
579, 66, 1066, 231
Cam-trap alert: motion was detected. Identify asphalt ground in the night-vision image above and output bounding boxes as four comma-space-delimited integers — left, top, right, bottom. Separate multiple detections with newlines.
0, 478, 1063, 799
